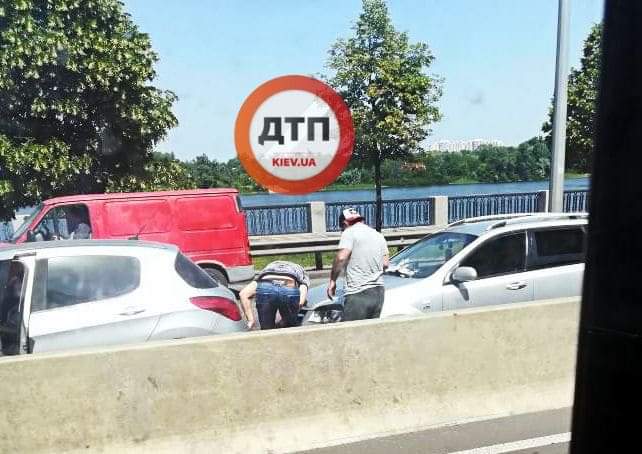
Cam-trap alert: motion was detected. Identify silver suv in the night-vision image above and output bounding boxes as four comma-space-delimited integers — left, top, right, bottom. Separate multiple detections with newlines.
306, 213, 587, 318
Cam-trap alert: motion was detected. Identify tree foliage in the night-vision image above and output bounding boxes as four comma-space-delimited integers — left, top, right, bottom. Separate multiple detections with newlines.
340, 137, 551, 187
0, 135, 92, 219
326, 0, 442, 229
0, 0, 177, 219
182, 155, 264, 193
543, 24, 601, 173
106, 152, 195, 193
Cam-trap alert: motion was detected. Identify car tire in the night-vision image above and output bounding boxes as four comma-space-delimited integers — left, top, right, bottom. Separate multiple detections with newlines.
203, 267, 229, 287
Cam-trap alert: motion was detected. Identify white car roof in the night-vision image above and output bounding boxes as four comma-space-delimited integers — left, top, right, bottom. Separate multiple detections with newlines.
446, 212, 588, 237
0, 240, 178, 261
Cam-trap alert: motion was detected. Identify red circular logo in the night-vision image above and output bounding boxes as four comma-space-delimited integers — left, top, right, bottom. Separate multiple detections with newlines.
235, 75, 354, 194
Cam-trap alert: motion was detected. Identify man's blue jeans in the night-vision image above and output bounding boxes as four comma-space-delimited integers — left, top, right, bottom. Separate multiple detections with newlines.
256, 281, 300, 329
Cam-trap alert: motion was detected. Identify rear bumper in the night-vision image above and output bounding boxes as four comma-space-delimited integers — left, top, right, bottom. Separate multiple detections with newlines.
228, 264, 255, 284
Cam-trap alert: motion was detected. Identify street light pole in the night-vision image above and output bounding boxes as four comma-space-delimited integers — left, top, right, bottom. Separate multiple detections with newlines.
549, 0, 571, 212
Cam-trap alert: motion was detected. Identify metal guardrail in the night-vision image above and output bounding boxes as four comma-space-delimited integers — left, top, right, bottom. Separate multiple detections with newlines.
448, 192, 540, 223
563, 190, 589, 212
244, 204, 312, 236
325, 198, 434, 232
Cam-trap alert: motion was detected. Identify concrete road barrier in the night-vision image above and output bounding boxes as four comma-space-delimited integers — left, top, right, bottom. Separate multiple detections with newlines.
0, 297, 580, 453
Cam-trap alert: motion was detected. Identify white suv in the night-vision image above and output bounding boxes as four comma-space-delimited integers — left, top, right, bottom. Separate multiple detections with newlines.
306, 213, 587, 319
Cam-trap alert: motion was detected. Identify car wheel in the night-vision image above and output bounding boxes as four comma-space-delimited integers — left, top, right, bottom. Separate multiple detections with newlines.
203, 267, 229, 287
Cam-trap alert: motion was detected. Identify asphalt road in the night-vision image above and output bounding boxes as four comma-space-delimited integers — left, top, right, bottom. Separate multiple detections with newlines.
297, 408, 571, 454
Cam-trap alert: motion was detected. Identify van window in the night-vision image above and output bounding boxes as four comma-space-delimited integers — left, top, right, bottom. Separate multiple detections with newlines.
33, 256, 141, 311
30, 204, 92, 241
176, 197, 236, 231
11, 204, 42, 242
529, 228, 586, 269
175, 253, 218, 288
461, 233, 526, 279
105, 200, 172, 236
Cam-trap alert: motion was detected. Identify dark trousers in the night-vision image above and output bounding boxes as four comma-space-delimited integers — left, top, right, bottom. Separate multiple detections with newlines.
256, 281, 300, 329
343, 286, 385, 321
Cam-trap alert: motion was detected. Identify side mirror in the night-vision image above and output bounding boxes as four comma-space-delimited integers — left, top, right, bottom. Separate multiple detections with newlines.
451, 266, 478, 284
26, 230, 35, 242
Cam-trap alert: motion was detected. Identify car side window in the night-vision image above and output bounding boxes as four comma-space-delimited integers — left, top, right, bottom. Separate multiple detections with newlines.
174, 253, 218, 289
32, 255, 140, 311
529, 227, 586, 269
460, 232, 526, 279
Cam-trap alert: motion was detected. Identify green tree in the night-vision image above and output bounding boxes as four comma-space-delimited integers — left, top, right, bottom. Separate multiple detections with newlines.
185, 154, 233, 188
543, 24, 601, 173
0, 0, 177, 219
326, 0, 442, 230
181, 155, 265, 193
107, 152, 194, 192
0, 136, 92, 220
515, 137, 550, 181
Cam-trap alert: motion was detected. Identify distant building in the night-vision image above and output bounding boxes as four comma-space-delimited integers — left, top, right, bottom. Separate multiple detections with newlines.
401, 162, 426, 172
428, 139, 504, 153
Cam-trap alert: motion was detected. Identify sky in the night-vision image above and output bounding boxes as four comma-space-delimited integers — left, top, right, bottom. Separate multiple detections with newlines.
123, 0, 604, 161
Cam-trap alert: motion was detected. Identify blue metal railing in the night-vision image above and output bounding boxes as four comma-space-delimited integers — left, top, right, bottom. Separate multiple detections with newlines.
448, 192, 541, 223
244, 204, 312, 236
325, 198, 434, 232
563, 190, 589, 212
243, 190, 590, 236
0, 222, 13, 241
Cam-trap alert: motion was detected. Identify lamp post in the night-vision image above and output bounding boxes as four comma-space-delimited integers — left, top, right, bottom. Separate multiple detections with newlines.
549, 0, 570, 212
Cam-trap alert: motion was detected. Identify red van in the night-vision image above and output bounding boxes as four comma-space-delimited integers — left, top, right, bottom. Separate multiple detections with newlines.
5, 189, 254, 287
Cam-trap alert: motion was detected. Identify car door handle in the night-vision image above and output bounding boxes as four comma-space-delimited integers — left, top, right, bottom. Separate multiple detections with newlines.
118, 308, 146, 316
506, 282, 527, 290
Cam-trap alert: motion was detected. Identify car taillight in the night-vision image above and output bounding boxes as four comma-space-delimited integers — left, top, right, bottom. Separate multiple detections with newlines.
190, 296, 241, 321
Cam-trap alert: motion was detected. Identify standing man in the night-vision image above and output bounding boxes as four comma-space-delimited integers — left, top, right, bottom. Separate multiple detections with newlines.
327, 208, 389, 321
239, 260, 309, 330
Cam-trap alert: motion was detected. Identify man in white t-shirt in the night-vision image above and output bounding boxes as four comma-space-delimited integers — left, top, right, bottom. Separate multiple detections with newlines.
327, 208, 389, 321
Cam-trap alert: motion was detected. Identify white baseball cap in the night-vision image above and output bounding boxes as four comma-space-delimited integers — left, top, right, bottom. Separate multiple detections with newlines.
339, 207, 364, 225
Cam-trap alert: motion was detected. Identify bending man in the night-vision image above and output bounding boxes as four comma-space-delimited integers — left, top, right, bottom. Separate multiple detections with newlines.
239, 261, 309, 330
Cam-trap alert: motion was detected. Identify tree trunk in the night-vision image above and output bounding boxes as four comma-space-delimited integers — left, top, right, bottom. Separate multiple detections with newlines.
374, 159, 383, 232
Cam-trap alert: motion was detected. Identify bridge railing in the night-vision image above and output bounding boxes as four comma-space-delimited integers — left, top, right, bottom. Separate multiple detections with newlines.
244, 204, 312, 236
325, 198, 434, 232
563, 190, 590, 213
448, 192, 542, 223
0, 222, 13, 241
244, 189, 589, 236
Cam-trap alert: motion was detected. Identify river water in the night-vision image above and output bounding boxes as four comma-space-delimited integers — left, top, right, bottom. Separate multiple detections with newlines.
240, 177, 590, 207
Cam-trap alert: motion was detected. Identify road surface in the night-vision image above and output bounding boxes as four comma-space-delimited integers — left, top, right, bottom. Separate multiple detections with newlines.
298, 408, 571, 454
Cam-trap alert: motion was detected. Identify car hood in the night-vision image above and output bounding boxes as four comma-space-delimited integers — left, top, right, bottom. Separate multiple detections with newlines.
304, 274, 414, 309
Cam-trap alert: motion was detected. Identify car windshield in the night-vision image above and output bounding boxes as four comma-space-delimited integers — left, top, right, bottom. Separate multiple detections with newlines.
388, 231, 477, 279
9, 205, 42, 243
